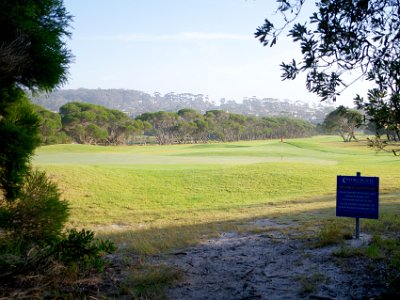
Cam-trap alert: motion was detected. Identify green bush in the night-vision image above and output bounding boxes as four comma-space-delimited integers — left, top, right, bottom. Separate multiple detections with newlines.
0, 93, 41, 200
5, 170, 69, 247
0, 169, 69, 278
0, 166, 116, 281
315, 222, 353, 247
0, 213, 115, 279
53, 229, 116, 271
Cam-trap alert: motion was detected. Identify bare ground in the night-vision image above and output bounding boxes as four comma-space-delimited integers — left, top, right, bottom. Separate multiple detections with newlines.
1, 219, 397, 299
151, 219, 394, 300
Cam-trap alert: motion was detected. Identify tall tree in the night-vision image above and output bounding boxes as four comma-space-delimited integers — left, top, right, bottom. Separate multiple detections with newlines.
34, 104, 69, 145
255, 0, 400, 153
322, 106, 363, 142
0, 2, 116, 285
0, 0, 74, 275
136, 111, 179, 145
204, 110, 230, 141
0, 0, 72, 200
0, 0, 72, 93
60, 102, 145, 145
0, 94, 41, 200
176, 109, 205, 143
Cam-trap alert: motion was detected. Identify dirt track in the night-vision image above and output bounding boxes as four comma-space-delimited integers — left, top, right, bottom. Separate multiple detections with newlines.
155, 220, 387, 300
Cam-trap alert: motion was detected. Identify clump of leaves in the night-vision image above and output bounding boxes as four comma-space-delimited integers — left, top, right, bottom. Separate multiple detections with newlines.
53, 228, 116, 272
298, 272, 326, 294
333, 246, 363, 258
120, 264, 181, 299
0, 170, 115, 280
366, 235, 400, 269
1, 170, 69, 248
315, 223, 353, 247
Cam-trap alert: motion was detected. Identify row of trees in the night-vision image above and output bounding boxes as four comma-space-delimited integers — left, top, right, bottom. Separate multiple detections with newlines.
58, 102, 148, 145
34, 102, 151, 145
35, 102, 151, 145
41, 100, 393, 146
36, 103, 317, 146
32, 88, 335, 123
137, 109, 315, 145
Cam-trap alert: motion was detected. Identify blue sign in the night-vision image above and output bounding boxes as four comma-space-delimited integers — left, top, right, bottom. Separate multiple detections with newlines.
336, 175, 379, 219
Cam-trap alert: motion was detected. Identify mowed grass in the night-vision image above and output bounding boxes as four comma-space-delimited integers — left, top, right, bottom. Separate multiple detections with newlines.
33, 136, 400, 254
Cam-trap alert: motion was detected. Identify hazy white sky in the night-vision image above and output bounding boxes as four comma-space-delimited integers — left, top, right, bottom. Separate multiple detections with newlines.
63, 0, 372, 106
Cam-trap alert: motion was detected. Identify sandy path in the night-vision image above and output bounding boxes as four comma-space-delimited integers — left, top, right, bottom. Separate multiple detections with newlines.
155, 220, 387, 300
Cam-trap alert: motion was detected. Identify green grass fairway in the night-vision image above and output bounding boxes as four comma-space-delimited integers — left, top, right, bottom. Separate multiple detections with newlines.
33, 136, 400, 254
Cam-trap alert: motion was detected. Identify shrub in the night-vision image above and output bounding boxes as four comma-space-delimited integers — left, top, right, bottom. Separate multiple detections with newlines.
52, 229, 116, 271
4, 170, 69, 248
121, 264, 181, 298
315, 222, 353, 247
0, 224, 115, 281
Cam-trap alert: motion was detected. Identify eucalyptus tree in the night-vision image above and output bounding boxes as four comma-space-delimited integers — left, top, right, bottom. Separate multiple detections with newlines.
34, 104, 69, 144
60, 102, 144, 145
175, 109, 205, 143
204, 110, 230, 141
225, 113, 246, 142
322, 106, 363, 141
137, 111, 179, 145
255, 0, 400, 153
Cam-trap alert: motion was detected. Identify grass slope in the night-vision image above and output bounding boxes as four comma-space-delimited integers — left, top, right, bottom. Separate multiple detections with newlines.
33, 136, 400, 254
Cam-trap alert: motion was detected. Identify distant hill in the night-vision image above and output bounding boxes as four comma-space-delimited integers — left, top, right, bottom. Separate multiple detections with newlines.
31, 88, 335, 123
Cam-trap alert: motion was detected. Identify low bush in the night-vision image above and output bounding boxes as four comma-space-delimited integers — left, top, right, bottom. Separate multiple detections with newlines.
0, 170, 115, 281
53, 228, 116, 271
6, 170, 69, 248
315, 222, 353, 247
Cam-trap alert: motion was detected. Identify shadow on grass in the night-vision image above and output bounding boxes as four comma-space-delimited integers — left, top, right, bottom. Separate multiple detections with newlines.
96, 194, 400, 256
94, 194, 400, 299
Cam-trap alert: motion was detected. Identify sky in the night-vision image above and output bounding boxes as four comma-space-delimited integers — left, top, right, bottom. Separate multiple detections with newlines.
63, 0, 372, 106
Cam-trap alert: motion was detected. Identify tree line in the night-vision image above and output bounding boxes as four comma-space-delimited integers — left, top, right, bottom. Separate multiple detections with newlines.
35, 102, 316, 146
34, 99, 397, 149
31, 88, 335, 123
137, 109, 316, 145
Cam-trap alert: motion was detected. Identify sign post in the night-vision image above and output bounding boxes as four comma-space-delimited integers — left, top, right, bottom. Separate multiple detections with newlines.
336, 172, 379, 239
355, 217, 360, 239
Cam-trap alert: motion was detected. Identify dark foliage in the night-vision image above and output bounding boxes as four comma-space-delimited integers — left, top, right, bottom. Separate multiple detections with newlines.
322, 106, 363, 142
0, 0, 72, 200
0, 0, 72, 93
52, 229, 116, 270
0, 93, 41, 200
34, 104, 70, 144
0, 171, 114, 280
255, 0, 400, 101
0, 170, 69, 247
355, 90, 400, 154
0, 1, 116, 290
0, 229, 115, 281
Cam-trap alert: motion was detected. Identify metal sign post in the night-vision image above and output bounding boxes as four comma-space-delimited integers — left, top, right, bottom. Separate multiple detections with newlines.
355, 217, 360, 239
336, 172, 379, 239
355, 172, 361, 239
